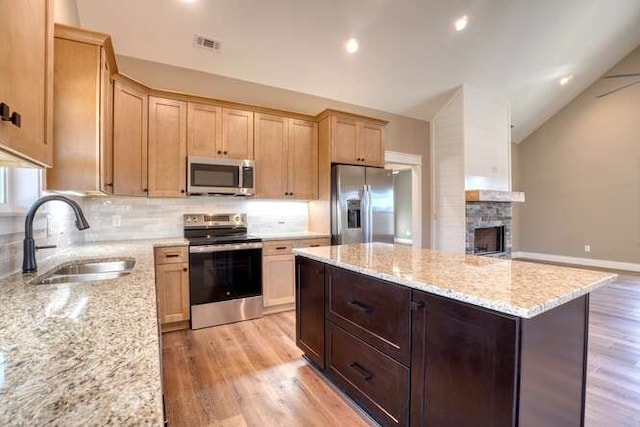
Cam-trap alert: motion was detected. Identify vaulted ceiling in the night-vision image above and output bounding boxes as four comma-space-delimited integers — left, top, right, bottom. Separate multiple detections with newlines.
76, 0, 640, 142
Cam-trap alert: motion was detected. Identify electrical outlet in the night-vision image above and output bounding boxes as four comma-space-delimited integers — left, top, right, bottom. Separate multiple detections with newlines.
112, 215, 121, 227
584, 245, 591, 253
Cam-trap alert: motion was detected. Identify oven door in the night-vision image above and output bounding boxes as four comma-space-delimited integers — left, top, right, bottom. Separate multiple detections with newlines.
189, 242, 262, 305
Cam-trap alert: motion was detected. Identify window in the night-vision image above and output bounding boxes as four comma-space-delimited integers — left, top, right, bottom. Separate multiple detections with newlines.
0, 167, 41, 213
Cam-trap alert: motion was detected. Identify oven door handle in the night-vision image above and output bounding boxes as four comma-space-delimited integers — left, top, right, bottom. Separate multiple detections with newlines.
189, 242, 263, 253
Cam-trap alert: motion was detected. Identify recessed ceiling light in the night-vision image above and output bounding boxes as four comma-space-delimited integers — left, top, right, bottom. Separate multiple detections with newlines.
559, 75, 573, 85
455, 15, 468, 31
345, 38, 359, 54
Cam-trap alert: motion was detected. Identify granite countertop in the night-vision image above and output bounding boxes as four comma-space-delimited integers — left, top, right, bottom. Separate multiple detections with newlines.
293, 243, 617, 318
256, 232, 330, 241
0, 237, 186, 425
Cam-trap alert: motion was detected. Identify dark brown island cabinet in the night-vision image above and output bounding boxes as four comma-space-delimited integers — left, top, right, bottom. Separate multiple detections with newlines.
295, 256, 591, 427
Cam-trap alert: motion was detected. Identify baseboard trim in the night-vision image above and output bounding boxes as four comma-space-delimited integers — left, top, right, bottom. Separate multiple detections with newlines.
512, 251, 640, 273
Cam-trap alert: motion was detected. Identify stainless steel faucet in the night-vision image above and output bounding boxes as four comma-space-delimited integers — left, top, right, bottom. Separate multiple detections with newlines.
22, 195, 90, 273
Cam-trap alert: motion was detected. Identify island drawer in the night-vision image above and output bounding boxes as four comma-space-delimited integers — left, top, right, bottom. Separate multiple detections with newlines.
155, 246, 188, 264
326, 265, 412, 366
326, 321, 409, 426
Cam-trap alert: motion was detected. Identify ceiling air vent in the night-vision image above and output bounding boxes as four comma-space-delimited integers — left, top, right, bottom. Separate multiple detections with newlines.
193, 34, 222, 52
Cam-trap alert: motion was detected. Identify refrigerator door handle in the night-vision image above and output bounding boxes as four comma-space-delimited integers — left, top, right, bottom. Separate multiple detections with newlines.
362, 184, 373, 242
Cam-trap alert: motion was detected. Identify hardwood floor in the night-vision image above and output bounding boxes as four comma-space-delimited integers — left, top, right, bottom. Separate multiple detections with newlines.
162, 311, 372, 426
163, 274, 640, 426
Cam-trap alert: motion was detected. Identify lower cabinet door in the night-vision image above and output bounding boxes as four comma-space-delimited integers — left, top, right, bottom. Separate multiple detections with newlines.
295, 256, 325, 368
326, 321, 409, 426
263, 254, 295, 307
155, 262, 190, 324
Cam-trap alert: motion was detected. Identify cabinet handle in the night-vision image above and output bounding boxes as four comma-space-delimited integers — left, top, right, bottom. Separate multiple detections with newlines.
105, 182, 114, 187
349, 300, 372, 314
223, 151, 227, 155
217, 150, 222, 154
10, 111, 21, 128
310, 244, 320, 247
0, 103, 9, 120
183, 267, 188, 272
348, 362, 373, 381
165, 254, 180, 258
143, 188, 148, 192
275, 246, 287, 250
316, 269, 324, 275
180, 189, 185, 193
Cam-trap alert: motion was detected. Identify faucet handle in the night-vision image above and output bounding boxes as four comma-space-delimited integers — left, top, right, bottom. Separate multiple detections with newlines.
36, 245, 57, 251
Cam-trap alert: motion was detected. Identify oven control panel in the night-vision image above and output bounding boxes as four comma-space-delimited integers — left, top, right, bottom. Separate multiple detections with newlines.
184, 213, 247, 228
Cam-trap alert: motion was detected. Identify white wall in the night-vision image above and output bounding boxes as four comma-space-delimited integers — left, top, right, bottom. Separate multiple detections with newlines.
464, 86, 511, 191
431, 90, 465, 252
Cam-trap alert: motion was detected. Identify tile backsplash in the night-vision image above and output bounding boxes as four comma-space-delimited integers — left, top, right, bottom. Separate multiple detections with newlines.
81, 197, 309, 241
1, 196, 309, 278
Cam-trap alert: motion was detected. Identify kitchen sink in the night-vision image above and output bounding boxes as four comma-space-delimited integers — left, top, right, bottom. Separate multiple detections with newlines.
35, 259, 136, 285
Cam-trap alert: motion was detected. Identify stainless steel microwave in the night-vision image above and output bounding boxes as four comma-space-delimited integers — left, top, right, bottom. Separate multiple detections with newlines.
187, 157, 255, 196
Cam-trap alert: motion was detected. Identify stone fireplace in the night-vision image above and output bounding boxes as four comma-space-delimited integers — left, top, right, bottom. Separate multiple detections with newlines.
465, 190, 524, 258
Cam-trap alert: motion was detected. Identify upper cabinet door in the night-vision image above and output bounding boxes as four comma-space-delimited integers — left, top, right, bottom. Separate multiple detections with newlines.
358, 122, 384, 167
288, 119, 318, 199
0, 0, 53, 166
113, 80, 148, 196
187, 102, 222, 158
222, 108, 254, 159
330, 116, 358, 164
148, 97, 187, 197
254, 113, 287, 198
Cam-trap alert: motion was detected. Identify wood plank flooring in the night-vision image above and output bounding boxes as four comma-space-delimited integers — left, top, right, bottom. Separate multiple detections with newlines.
163, 274, 640, 427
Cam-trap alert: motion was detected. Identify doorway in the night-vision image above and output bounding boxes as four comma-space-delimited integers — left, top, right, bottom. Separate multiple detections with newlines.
385, 150, 423, 248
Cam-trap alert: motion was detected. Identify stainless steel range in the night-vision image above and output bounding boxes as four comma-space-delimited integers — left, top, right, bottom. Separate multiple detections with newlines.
184, 213, 263, 329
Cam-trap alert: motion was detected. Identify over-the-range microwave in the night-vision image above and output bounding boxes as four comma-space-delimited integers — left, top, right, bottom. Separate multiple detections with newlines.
187, 156, 255, 196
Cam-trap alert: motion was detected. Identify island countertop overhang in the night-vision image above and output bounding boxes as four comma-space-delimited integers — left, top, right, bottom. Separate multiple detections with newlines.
293, 243, 617, 318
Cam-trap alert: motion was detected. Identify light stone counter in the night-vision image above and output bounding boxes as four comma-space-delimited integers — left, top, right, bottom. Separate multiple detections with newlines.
293, 243, 617, 318
0, 237, 186, 425
256, 232, 330, 241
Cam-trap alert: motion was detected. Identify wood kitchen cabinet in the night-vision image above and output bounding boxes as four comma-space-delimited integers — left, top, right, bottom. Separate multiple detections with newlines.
112, 77, 149, 196
154, 246, 190, 332
0, 0, 53, 167
263, 238, 330, 313
295, 256, 326, 369
318, 110, 386, 167
187, 103, 254, 160
148, 96, 187, 197
254, 113, 318, 199
47, 24, 116, 194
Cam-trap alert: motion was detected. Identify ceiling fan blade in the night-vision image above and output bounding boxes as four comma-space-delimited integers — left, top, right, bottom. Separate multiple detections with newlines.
604, 73, 640, 79
597, 79, 640, 98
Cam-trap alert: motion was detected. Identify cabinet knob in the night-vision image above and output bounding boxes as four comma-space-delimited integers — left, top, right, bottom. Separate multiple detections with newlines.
217, 150, 222, 154
223, 151, 227, 155
183, 267, 188, 272
180, 189, 185, 193
105, 182, 113, 187
0, 103, 10, 120
10, 111, 21, 128
143, 188, 148, 192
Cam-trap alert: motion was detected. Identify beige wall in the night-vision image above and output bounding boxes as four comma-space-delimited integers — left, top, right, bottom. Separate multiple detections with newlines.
511, 142, 521, 251
53, 0, 80, 26
117, 56, 431, 246
517, 45, 640, 263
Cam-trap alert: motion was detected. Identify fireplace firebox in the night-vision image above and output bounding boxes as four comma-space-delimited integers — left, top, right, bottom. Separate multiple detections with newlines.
474, 226, 504, 255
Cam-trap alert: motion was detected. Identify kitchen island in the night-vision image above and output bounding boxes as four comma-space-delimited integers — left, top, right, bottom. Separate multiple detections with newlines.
293, 243, 616, 426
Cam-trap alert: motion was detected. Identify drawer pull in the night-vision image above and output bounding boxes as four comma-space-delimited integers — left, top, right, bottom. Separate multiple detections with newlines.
275, 246, 287, 250
348, 362, 373, 381
165, 254, 180, 258
349, 300, 372, 314
310, 244, 321, 247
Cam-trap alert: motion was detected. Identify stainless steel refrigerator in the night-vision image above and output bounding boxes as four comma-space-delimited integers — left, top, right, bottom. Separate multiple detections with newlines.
331, 164, 394, 245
